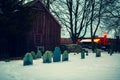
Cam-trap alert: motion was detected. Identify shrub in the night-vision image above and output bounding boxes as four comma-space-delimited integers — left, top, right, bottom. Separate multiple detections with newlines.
23, 53, 33, 66
36, 50, 42, 58
67, 44, 82, 53
62, 50, 69, 61
60, 45, 67, 53
43, 51, 52, 63
31, 51, 36, 59
53, 47, 61, 62
96, 49, 101, 57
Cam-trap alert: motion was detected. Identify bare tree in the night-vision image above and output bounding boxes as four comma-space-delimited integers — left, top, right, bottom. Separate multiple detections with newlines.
89, 0, 103, 51
48, 0, 105, 45
51, 0, 91, 43
101, 0, 120, 38
42, 0, 57, 10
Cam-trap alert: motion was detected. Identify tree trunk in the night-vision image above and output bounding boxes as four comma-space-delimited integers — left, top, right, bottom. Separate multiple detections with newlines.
71, 36, 77, 44
90, 0, 95, 52
47, 0, 50, 10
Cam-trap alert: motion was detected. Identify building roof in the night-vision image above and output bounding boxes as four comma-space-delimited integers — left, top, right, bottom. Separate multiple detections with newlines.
25, 0, 61, 28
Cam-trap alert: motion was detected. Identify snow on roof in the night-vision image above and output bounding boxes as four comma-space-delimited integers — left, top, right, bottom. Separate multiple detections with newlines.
25, 0, 62, 28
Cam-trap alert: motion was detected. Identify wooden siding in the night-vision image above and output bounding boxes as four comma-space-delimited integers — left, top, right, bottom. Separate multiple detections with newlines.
29, 0, 61, 51
0, 0, 61, 58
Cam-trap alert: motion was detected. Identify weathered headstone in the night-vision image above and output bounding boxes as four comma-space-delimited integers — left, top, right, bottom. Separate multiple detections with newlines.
81, 50, 85, 59
31, 51, 36, 59
36, 50, 42, 58
23, 53, 33, 66
96, 49, 101, 57
53, 47, 61, 62
62, 50, 69, 61
43, 51, 52, 63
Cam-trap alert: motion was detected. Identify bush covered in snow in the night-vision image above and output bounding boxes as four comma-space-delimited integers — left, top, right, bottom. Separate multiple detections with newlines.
62, 50, 69, 61
31, 51, 36, 59
53, 47, 61, 62
23, 53, 33, 66
66, 44, 82, 53
36, 50, 42, 58
43, 51, 52, 63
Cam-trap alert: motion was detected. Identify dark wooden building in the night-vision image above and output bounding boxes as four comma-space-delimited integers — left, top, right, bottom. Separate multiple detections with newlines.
27, 0, 61, 52
0, 0, 61, 59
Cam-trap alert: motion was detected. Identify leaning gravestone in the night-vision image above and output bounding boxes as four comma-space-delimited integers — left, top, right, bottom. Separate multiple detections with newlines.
23, 53, 33, 66
96, 49, 101, 57
43, 51, 52, 63
81, 49, 85, 59
62, 50, 69, 61
53, 47, 61, 62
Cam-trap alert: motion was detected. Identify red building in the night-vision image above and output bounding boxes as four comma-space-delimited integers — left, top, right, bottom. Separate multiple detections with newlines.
27, 0, 61, 51
0, 0, 61, 59
60, 38, 72, 44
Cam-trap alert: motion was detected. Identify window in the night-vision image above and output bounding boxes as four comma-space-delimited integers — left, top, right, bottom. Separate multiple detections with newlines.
35, 34, 42, 46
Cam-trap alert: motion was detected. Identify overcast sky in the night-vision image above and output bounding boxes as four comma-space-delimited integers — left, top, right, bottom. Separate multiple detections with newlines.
25, 0, 115, 38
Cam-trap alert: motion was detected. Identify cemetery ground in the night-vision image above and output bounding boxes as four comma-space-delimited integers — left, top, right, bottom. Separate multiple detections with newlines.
0, 49, 120, 80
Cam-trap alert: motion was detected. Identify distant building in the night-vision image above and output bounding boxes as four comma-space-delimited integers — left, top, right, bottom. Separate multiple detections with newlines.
60, 38, 72, 44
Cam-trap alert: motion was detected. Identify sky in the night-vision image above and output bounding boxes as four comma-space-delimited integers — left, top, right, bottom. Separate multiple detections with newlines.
61, 25, 115, 38
25, 0, 115, 39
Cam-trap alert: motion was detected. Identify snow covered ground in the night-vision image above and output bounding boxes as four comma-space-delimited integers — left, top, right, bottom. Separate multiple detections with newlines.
0, 51, 120, 80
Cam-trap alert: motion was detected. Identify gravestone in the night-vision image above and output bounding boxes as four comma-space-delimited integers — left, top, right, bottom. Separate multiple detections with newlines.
96, 49, 101, 57
23, 53, 33, 66
31, 51, 36, 59
62, 50, 69, 61
36, 50, 42, 58
81, 50, 85, 59
43, 51, 52, 63
53, 47, 61, 62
